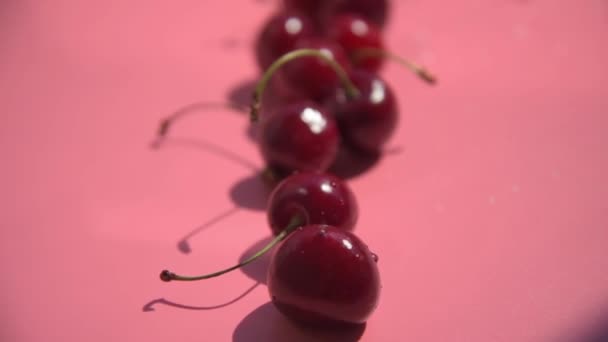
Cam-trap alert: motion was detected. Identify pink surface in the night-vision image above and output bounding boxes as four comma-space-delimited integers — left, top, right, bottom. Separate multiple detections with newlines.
1, 0, 608, 341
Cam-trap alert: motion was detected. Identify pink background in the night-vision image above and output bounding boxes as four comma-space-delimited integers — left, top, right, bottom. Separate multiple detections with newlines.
1, 0, 607, 341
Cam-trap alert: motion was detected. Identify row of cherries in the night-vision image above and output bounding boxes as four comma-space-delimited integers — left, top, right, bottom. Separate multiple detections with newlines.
159, 0, 435, 329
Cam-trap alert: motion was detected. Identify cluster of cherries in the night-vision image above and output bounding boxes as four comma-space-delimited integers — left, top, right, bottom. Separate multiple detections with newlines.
159, 0, 435, 329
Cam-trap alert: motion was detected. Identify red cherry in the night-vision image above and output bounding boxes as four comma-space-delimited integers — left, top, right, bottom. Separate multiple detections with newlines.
255, 12, 316, 71
268, 224, 381, 326
328, 70, 397, 153
326, 0, 390, 27
327, 14, 384, 73
267, 172, 358, 236
280, 38, 351, 102
282, 0, 335, 23
259, 101, 339, 175
250, 48, 359, 123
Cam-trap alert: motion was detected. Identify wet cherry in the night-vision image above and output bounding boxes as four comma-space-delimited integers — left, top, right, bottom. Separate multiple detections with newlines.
255, 12, 316, 71
158, 223, 381, 328
259, 101, 339, 175
267, 172, 358, 236
154, 6, 440, 332
327, 14, 385, 73
268, 224, 381, 326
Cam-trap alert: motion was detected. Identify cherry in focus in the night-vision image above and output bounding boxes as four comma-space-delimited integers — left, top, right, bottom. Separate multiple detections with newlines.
267, 172, 358, 236
268, 224, 381, 326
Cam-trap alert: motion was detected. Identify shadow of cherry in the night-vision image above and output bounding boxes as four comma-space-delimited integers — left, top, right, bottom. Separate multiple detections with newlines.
226, 79, 257, 110
229, 173, 270, 211
142, 282, 260, 312
328, 144, 381, 180
328, 143, 404, 180
232, 302, 366, 342
154, 136, 271, 212
224, 79, 260, 142
239, 236, 273, 284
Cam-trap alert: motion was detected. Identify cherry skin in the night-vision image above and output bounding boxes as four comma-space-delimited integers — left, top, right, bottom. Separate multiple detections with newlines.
327, 70, 397, 154
280, 38, 351, 102
268, 224, 381, 326
327, 14, 385, 73
259, 101, 339, 175
267, 172, 358, 236
255, 12, 316, 71
325, 0, 389, 27
282, 0, 335, 24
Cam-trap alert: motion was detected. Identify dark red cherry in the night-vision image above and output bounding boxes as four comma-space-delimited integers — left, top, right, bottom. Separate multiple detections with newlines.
255, 12, 316, 71
280, 38, 351, 102
328, 70, 397, 153
325, 0, 389, 27
267, 172, 358, 236
327, 14, 384, 73
282, 0, 335, 23
268, 224, 381, 326
259, 101, 339, 175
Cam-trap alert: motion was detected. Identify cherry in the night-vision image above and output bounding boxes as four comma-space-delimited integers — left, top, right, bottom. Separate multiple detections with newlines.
267, 172, 358, 236
255, 12, 316, 71
250, 48, 358, 122
327, 70, 397, 153
258, 101, 339, 175
325, 56, 436, 153
282, 0, 335, 24
279, 38, 351, 102
327, 14, 384, 73
158, 224, 381, 327
268, 224, 380, 326
326, 0, 390, 27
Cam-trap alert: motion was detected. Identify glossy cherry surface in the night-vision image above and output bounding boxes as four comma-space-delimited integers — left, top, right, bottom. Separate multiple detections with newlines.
326, 0, 389, 27
267, 172, 358, 235
255, 12, 316, 71
280, 38, 351, 102
327, 14, 384, 73
328, 70, 397, 153
268, 224, 381, 326
259, 101, 339, 175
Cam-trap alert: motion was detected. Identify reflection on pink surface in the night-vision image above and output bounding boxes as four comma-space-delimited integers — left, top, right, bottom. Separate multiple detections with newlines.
1, 0, 607, 341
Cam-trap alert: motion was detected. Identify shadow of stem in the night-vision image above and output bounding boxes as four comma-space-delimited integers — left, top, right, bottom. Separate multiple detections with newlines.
142, 282, 260, 312
176, 206, 241, 254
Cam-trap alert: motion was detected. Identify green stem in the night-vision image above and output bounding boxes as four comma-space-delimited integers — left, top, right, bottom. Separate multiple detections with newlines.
352, 48, 437, 85
250, 48, 360, 122
160, 216, 303, 282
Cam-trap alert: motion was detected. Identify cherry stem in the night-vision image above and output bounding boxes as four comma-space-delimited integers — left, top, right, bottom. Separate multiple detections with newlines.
352, 48, 437, 85
152, 102, 247, 148
250, 48, 360, 122
160, 216, 303, 282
